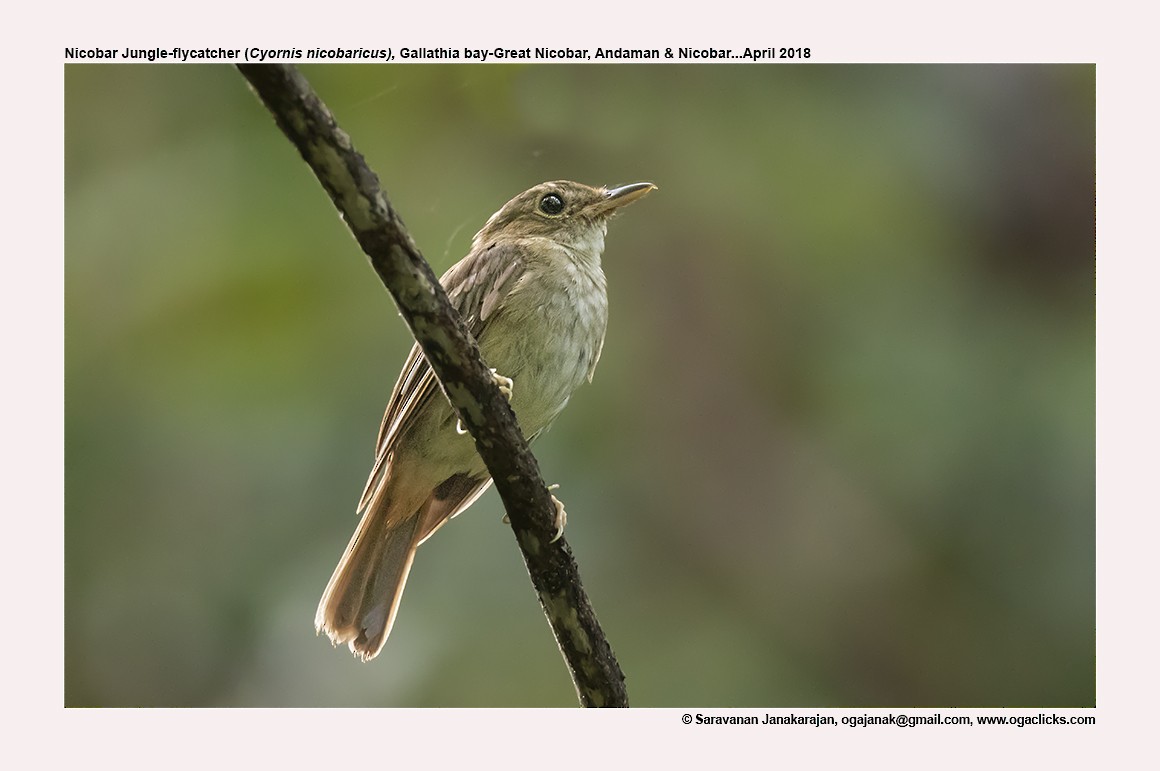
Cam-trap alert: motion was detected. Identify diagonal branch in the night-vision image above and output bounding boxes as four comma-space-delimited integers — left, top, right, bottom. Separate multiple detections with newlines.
236, 64, 627, 707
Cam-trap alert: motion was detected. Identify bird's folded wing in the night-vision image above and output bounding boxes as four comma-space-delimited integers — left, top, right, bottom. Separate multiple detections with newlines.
356, 241, 528, 513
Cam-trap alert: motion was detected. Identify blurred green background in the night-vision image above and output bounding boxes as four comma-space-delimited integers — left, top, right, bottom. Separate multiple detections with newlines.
65, 64, 1094, 707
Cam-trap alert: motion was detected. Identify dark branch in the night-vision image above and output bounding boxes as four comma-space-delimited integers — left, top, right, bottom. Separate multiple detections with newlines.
236, 64, 627, 707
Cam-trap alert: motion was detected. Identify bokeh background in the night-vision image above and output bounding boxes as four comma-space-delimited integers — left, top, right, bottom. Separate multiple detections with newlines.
65, 64, 1094, 707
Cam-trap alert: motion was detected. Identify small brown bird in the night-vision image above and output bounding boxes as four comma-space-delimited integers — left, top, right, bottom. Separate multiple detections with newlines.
316, 180, 656, 661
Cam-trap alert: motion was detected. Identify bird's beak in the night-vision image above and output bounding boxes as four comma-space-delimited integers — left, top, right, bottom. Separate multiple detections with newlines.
595, 182, 657, 214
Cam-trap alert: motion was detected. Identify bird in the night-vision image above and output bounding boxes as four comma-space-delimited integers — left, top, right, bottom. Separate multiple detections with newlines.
315, 180, 656, 661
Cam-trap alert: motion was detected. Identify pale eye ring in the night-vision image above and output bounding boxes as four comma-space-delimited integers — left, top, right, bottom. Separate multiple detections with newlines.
539, 194, 565, 215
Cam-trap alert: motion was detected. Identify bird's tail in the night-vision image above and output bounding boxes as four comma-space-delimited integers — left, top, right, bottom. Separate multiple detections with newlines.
314, 489, 425, 662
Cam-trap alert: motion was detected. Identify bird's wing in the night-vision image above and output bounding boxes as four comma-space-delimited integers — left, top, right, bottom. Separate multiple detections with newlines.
356, 242, 526, 513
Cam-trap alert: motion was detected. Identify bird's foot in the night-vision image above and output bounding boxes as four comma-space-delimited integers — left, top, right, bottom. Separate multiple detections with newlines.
457, 369, 515, 435
501, 484, 566, 542
548, 484, 566, 542
490, 368, 514, 401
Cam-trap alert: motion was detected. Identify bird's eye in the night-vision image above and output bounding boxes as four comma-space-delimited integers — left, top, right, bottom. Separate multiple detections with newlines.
539, 194, 565, 215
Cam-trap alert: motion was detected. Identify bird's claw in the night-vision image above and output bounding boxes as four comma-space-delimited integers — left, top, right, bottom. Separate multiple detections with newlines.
458, 370, 514, 435
500, 484, 566, 542
548, 484, 566, 543
490, 368, 514, 401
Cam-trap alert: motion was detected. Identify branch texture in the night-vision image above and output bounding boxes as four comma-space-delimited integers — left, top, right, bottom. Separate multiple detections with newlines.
237, 64, 627, 707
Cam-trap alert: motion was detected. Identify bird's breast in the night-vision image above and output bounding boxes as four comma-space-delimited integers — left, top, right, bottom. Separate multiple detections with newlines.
478, 258, 608, 436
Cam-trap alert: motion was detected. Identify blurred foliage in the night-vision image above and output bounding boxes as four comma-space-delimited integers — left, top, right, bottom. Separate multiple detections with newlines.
64, 64, 1094, 707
